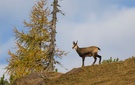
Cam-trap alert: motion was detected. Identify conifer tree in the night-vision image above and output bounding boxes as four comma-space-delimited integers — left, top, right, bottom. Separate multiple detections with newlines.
47, 0, 59, 71
6, 0, 67, 79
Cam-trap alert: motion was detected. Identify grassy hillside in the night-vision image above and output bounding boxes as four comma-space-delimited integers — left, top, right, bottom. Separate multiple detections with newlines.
12, 57, 135, 85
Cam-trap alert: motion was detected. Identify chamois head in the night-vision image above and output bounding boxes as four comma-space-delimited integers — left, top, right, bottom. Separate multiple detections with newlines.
72, 41, 78, 50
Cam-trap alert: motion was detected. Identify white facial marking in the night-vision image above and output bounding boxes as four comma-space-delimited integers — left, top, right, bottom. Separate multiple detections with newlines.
74, 45, 77, 50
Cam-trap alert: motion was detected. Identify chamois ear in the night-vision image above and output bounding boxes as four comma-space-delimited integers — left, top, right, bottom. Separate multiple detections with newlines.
76, 40, 78, 44
73, 41, 75, 44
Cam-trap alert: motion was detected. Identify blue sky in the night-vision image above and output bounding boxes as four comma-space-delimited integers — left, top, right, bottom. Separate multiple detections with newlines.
1, 0, 135, 79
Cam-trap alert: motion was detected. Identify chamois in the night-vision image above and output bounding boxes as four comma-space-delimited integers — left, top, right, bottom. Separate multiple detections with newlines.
72, 41, 101, 67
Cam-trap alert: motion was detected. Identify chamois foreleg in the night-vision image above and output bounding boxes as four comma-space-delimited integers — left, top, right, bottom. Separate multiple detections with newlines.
82, 57, 85, 67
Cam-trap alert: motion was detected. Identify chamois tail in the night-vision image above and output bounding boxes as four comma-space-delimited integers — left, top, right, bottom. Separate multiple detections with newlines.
98, 47, 101, 51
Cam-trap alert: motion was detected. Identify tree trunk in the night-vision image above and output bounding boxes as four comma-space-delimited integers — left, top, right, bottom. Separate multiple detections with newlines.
47, 0, 58, 72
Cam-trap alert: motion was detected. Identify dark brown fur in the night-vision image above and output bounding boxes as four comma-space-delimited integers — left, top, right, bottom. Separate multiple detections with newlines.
72, 41, 101, 67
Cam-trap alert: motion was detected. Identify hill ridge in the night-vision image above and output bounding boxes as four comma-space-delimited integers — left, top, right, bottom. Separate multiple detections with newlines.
12, 57, 135, 85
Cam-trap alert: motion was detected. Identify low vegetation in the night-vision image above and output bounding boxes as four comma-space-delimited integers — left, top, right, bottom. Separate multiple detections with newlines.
0, 75, 9, 85
11, 57, 135, 85
102, 57, 119, 64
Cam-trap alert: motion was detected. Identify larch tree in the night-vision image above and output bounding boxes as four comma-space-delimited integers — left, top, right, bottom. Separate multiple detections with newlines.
6, 0, 67, 79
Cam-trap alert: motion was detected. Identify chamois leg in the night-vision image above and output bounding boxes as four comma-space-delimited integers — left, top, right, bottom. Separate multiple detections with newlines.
91, 52, 98, 65
97, 55, 102, 64
92, 56, 97, 66
82, 57, 85, 67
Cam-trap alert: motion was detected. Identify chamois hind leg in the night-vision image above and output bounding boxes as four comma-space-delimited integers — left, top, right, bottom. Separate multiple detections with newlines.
82, 57, 85, 67
92, 57, 97, 65
97, 54, 102, 64
92, 55, 97, 66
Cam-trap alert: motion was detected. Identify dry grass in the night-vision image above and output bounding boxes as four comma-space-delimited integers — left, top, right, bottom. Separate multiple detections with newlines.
12, 57, 135, 85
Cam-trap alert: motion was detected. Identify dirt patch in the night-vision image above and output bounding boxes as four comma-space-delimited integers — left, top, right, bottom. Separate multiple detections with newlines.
66, 68, 84, 75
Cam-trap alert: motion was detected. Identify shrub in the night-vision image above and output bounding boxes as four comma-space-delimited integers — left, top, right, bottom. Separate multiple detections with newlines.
0, 74, 9, 85
102, 57, 119, 64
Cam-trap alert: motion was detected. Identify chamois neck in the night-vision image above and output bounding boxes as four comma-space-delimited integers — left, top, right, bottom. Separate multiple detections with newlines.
76, 45, 80, 52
